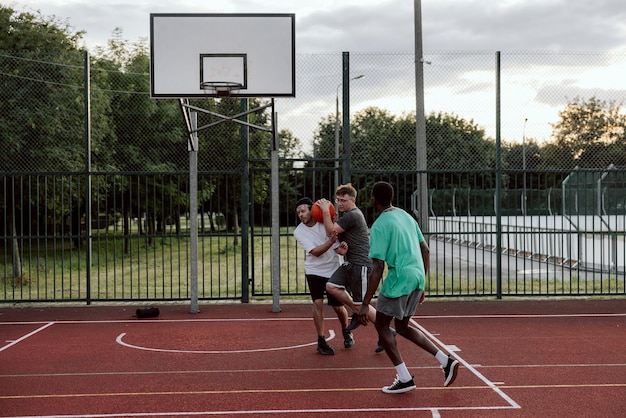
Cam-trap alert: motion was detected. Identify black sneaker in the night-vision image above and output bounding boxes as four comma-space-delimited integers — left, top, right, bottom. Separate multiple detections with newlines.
316, 338, 335, 355
345, 313, 361, 331
375, 329, 397, 353
382, 375, 416, 394
342, 329, 355, 348
442, 356, 459, 387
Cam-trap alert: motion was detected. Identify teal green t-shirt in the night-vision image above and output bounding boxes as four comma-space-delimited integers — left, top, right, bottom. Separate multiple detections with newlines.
368, 208, 425, 298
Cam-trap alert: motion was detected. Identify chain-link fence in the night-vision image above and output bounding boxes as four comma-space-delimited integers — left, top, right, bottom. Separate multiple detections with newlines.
1, 50, 625, 302
4, 50, 626, 172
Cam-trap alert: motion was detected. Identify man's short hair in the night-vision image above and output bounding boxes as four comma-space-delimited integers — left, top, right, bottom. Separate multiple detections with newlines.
336, 183, 357, 198
295, 197, 313, 211
372, 181, 394, 206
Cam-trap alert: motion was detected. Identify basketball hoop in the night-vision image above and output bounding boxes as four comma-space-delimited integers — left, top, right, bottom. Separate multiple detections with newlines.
200, 81, 243, 97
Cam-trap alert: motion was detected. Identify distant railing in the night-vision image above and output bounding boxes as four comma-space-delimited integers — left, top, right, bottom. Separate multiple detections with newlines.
430, 215, 625, 273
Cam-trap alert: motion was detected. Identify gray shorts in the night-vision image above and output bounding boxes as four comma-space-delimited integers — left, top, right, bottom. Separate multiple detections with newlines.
327, 261, 371, 303
376, 289, 423, 320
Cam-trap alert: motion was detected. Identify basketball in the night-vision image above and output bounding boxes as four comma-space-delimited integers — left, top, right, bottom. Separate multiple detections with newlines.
311, 201, 335, 223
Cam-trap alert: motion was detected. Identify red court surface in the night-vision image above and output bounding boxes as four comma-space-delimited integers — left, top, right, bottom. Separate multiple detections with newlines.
0, 299, 624, 417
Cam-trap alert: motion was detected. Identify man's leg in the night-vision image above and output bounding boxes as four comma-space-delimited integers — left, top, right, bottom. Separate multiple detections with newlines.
326, 283, 358, 348
312, 297, 335, 355
376, 310, 416, 394
325, 287, 357, 348
393, 289, 460, 387
330, 303, 349, 329
343, 265, 377, 330
326, 283, 353, 349
375, 310, 402, 364
394, 316, 439, 355
395, 316, 459, 385
307, 275, 335, 355
312, 298, 325, 337
326, 267, 358, 348
326, 283, 359, 312
326, 284, 376, 332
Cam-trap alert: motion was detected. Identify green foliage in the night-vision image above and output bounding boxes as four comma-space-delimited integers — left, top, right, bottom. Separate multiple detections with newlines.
279, 129, 304, 160
352, 107, 414, 170
313, 106, 496, 172
0, 6, 84, 51
0, 6, 94, 172
551, 97, 626, 168
425, 112, 494, 170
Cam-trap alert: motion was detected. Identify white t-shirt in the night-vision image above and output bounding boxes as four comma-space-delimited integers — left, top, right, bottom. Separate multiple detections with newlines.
293, 221, 341, 278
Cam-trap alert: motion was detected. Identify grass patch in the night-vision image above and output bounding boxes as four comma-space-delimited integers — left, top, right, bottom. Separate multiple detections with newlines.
2, 227, 624, 302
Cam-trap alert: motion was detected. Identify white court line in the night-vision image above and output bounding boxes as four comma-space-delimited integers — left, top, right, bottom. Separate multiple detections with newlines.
409, 318, 521, 410
1, 311, 623, 327
0, 322, 55, 353
3, 312, 619, 416
413, 313, 626, 319
5, 405, 523, 418
115, 330, 336, 354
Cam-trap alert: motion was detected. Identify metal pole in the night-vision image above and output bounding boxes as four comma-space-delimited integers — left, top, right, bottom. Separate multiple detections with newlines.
341, 52, 351, 184
271, 101, 281, 312
189, 111, 199, 314
334, 85, 340, 192
240, 98, 250, 303
83, 50, 92, 305
339, 64, 364, 186
522, 118, 528, 215
414, 0, 429, 235
495, 51, 502, 299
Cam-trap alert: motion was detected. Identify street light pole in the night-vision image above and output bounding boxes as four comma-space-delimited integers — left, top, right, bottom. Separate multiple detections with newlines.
334, 74, 364, 191
522, 117, 528, 215
334, 84, 340, 193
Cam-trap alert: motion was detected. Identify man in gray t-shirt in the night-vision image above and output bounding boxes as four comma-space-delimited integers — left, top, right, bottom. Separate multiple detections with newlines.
335, 206, 372, 268
317, 183, 377, 349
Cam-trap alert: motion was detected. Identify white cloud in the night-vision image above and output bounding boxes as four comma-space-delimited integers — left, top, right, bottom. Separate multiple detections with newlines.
7, 0, 626, 148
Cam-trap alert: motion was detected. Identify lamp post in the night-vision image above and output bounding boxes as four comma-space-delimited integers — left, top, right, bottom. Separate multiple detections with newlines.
522, 118, 528, 215
334, 74, 364, 191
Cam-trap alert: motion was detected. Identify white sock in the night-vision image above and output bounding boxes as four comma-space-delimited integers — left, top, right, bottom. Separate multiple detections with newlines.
435, 350, 449, 366
394, 362, 412, 382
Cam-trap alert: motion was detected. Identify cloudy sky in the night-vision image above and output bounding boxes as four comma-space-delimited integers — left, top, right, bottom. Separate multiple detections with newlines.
9, 0, 626, 52
8, 0, 626, 147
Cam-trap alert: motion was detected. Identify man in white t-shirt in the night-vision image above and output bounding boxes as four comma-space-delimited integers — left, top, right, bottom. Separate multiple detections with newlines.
294, 197, 350, 355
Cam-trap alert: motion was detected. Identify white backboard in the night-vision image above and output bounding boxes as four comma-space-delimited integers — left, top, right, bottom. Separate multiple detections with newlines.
150, 13, 295, 98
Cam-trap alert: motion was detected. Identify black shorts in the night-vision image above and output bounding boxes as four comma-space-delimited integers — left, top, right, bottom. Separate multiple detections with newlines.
306, 274, 342, 307
327, 261, 371, 304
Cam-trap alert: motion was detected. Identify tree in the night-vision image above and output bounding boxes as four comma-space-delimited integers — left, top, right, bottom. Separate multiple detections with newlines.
0, 5, 116, 277
426, 112, 495, 171
0, 6, 113, 173
503, 138, 542, 187
351, 107, 412, 170
551, 96, 626, 168
279, 129, 304, 161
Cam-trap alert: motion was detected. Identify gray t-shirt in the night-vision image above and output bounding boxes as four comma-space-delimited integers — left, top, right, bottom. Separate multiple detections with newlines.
337, 206, 372, 268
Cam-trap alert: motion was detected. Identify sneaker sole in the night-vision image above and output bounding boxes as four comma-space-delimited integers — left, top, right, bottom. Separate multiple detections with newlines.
382, 384, 416, 394
444, 360, 459, 387
316, 348, 334, 355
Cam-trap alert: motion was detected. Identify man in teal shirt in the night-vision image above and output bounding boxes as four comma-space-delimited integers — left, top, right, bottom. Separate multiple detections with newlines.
358, 181, 459, 394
